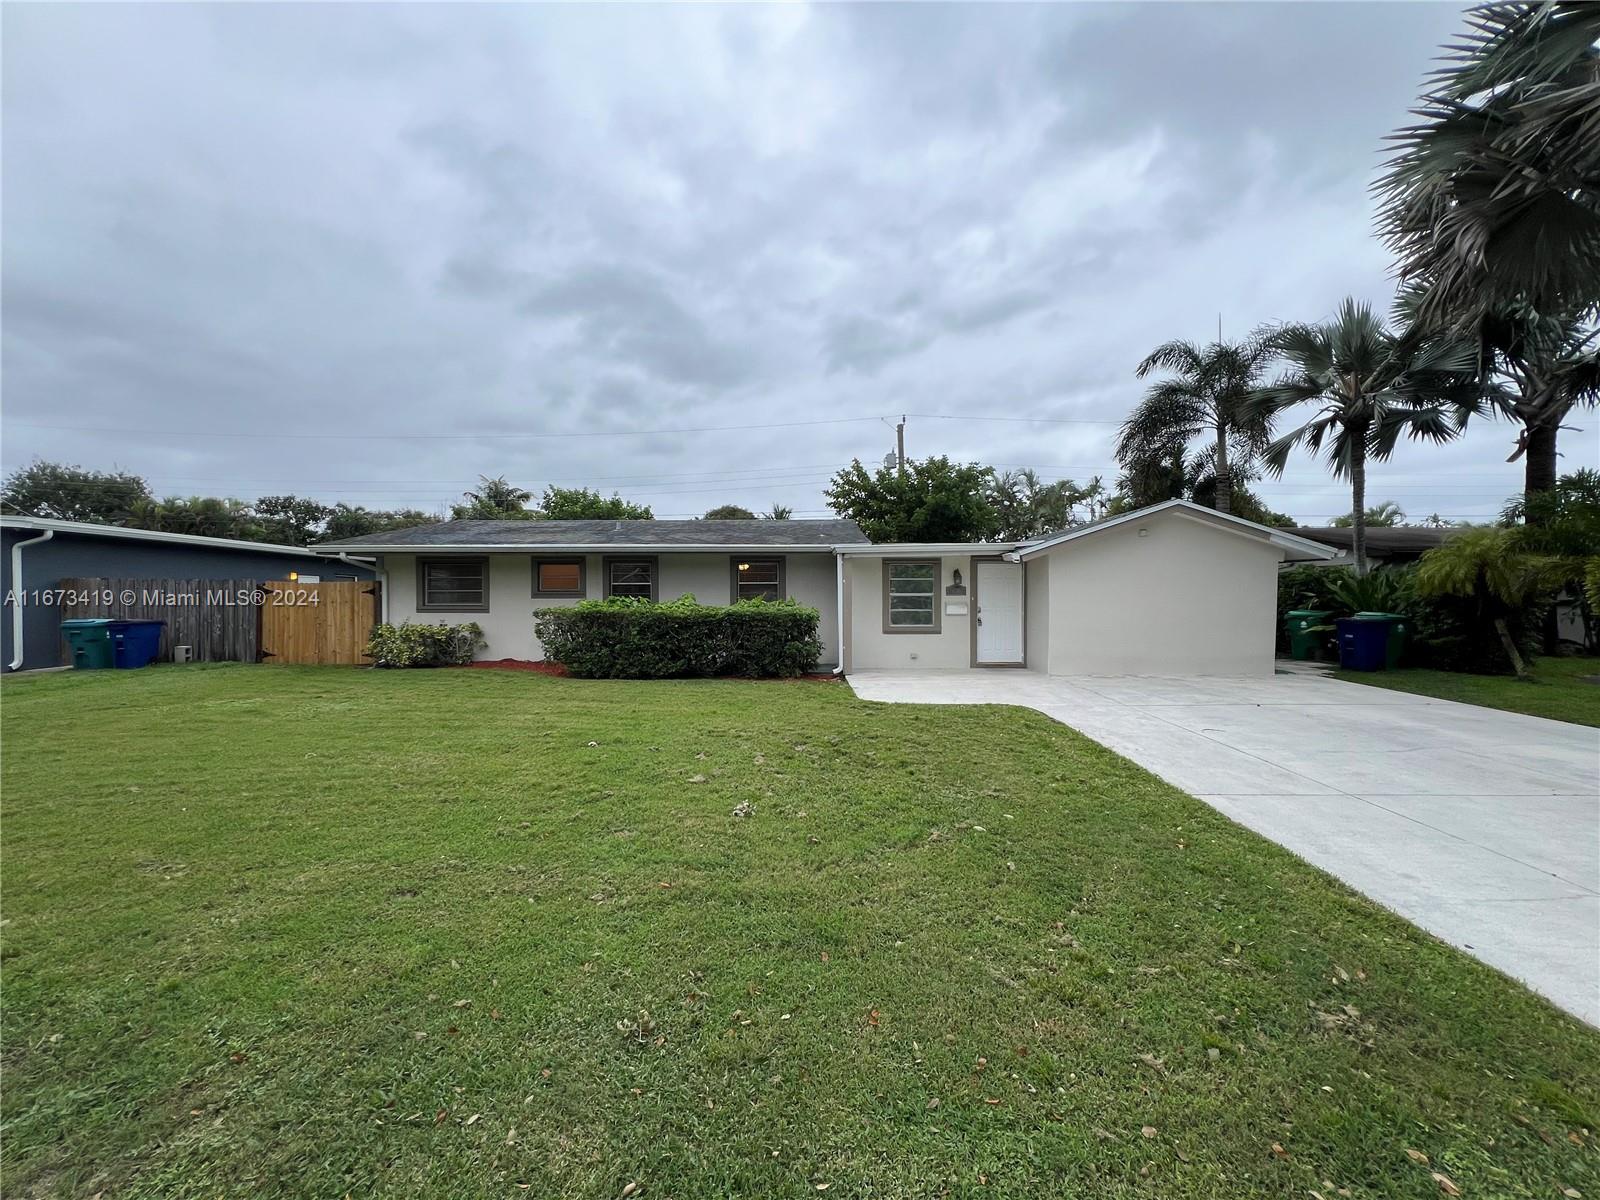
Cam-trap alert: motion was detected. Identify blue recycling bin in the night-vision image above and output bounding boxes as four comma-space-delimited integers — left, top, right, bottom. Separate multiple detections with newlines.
1336, 616, 1390, 672
108, 620, 165, 669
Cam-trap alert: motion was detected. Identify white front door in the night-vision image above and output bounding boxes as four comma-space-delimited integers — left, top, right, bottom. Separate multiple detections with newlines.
975, 561, 1024, 664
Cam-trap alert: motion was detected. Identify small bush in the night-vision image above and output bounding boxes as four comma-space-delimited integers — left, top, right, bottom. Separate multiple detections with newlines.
534, 594, 822, 679
367, 622, 485, 668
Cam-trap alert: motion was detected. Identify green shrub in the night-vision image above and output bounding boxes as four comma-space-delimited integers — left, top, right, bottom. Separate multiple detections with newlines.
534, 594, 822, 678
366, 622, 485, 668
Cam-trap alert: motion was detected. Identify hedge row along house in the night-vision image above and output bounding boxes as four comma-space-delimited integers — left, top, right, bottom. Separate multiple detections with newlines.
316, 500, 1337, 676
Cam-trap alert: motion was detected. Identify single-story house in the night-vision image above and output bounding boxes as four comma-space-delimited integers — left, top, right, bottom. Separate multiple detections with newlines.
315, 500, 1337, 676
2, 516, 373, 672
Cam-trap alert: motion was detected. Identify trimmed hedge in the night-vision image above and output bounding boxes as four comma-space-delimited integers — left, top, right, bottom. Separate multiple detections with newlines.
366, 622, 485, 668
534, 595, 822, 678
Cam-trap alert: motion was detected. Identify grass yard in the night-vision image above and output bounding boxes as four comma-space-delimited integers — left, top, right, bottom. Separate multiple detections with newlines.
1334, 654, 1600, 727
2, 666, 1597, 1200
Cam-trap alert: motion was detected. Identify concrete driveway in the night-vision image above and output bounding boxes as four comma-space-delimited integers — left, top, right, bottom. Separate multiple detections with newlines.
847, 668, 1600, 1025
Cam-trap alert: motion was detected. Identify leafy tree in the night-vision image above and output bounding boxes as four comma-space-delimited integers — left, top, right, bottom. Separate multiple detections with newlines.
764, 504, 793, 520
127, 496, 263, 541
1118, 335, 1277, 514
1, 460, 151, 524
1190, 480, 1296, 528
824, 456, 998, 544
1330, 502, 1406, 529
1247, 299, 1480, 575
703, 504, 757, 520
451, 475, 535, 520
536, 486, 653, 521
985, 468, 1097, 540
323, 503, 435, 541
253, 495, 330, 545
1377, 3, 1600, 324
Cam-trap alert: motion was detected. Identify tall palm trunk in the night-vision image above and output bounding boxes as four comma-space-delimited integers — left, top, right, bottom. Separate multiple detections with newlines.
1213, 419, 1232, 515
1522, 418, 1560, 514
1349, 434, 1369, 577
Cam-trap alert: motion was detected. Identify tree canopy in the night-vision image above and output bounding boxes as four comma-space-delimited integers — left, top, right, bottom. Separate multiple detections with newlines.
824, 457, 998, 543
1, 460, 152, 524
536, 486, 653, 521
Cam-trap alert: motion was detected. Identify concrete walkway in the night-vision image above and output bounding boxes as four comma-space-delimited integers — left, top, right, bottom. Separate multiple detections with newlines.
847, 668, 1600, 1025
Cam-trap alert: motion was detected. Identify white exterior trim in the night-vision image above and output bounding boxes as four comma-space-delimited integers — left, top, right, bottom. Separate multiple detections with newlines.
0, 515, 341, 559
831, 542, 1019, 557
1017, 500, 1338, 563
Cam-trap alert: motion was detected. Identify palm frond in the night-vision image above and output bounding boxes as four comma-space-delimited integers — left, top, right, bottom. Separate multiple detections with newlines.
1134, 339, 1206, 380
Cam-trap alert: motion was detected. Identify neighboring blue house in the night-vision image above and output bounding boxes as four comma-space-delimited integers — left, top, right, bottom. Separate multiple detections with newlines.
2, 516, 374, 673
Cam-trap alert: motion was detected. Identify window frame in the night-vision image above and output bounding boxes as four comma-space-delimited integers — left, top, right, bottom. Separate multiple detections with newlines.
416, 555, 490, 613
729, 555, 786, 603
602, 555, 659, 601
532, 556, 587, 600
881, 558, 942, 634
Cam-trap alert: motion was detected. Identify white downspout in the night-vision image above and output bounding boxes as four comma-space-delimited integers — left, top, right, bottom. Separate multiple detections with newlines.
337, 553, 386, 623
8, 529, 54, 671
832, 551, 846, 675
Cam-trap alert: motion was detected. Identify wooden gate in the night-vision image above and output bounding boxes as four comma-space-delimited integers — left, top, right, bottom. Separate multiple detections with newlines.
260, 580, 381, 665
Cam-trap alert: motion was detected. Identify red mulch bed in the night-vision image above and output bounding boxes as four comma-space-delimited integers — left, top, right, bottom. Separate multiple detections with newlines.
452, 660, 840, 682
456, 659, 569, 676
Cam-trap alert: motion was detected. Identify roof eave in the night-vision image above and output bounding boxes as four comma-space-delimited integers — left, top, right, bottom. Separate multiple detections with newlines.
0, 515, 327, 558
311, 542, 864, 555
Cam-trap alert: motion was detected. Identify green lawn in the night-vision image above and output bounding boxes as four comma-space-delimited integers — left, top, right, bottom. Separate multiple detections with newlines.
1335, 654, 1600, 727
3, 666, 1596, 1200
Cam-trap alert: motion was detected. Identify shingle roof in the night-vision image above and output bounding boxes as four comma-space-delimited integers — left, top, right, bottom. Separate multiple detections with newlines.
1287, 526, 1455, 556
315, 518, 868, 550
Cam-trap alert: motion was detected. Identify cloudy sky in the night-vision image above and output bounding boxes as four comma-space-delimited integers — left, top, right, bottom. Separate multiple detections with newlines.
4, 3, 1589, 526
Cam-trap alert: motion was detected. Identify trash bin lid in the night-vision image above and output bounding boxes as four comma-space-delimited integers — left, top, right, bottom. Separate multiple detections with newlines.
106, 619, 167, 629
1285, 609, 1332, 618
60, 618, 115, 629
1353, 611, 1404, 621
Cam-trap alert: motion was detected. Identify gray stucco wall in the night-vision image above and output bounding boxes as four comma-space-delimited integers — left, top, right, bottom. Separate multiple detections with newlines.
2, 529, 372, 672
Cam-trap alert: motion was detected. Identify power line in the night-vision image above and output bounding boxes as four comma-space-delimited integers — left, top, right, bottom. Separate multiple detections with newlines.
3, 415, 891, 441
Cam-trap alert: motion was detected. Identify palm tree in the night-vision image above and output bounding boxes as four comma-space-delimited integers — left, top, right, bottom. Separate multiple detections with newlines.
763, 504, 794, 520
451, 475, 533, 520
1376, 3, 1600, 324
1330, 501, 1407, 529
1246, 299, 1480, 575
1471, 303, 1599, 505
1118, 335, 1276, 515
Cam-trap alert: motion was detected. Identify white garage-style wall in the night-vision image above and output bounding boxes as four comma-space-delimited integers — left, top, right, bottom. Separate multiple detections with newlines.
380, 550, 841, 665
1034, 510, 1284, 676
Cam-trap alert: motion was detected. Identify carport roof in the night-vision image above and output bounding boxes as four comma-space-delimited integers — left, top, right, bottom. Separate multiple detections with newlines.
1017, 500, 1340, 562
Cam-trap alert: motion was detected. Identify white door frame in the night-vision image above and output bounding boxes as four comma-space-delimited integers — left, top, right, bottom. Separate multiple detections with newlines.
971, 557, 1026, 667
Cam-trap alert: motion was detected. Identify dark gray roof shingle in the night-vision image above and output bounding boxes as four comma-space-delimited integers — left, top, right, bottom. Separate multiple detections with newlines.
1287, 526, 1453, 556
317, 518, 868, 549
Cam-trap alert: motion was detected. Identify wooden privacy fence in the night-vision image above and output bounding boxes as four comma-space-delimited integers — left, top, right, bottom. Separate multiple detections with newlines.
54, 577, 382, 666
260, 579, 382, 665
57, 578, 262, 664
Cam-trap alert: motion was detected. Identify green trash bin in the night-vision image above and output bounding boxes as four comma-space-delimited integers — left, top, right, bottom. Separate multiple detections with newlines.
1284, 610, 1333, 661
1354, 611, 1408, 670
60, 618, 115, 670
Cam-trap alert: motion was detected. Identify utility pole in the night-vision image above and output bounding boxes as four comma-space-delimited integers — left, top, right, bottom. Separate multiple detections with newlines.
896, 415, 906, 475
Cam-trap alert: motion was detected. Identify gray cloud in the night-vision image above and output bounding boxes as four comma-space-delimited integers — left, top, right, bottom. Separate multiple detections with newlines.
3, 2, 1588, 524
